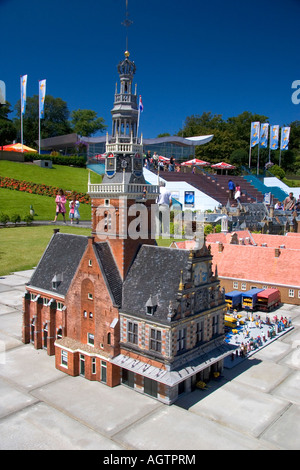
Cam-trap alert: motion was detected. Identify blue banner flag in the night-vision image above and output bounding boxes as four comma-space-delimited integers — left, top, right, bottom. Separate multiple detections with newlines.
39, 79, 46, 119
270, 125, 279, 150
20, 75, 27, 115
280, 127, 290, 150
259, 123, 269, 148
250, 122, 260, 147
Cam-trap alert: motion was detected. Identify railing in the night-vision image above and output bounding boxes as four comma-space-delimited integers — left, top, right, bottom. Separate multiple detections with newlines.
88, 182, 160, 196
114, 94, 137, 104
106, 142, 143, 154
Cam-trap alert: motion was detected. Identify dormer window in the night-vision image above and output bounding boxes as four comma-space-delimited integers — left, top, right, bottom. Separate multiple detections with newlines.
146, 295, 158, 316
52, 273, 63, 290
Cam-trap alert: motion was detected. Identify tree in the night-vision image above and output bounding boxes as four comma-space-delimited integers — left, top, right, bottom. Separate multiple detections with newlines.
177, 110, 271, 167
230, 148, 249, 167
157, 132, 170, 138
0, 102, 17, 147
14, 95, 73, 148
71, 109, 107, 137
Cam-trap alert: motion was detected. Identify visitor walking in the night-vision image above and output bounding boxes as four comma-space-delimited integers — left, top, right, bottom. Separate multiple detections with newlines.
52, 189, 67, 223
234, 184, 241, 206
228, 179, 235, 199
69, 195, 80, 224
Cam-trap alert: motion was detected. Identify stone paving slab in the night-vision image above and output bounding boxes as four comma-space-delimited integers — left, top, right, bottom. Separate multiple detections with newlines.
260, 403, 300, 450
0, 402, 125, 450
31, 375, 163, 438
278, 346, 300, 370
271, 370, 300, 406
0, 283, 15, 294
0, 330, 23, 352
254, 339, 292, 363
113, 404, 275, 450
231, 359, 292, 393
0, 310, 23, 341
0, 377, 38, 419
0, 274, 31, 287
0, 345, 65, 390
0, 289, 24, 309
0, 304, 18, 316
184, 380, 290, 439
13, 269, 35, 279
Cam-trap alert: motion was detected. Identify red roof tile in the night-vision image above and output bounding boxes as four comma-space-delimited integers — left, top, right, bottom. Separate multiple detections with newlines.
209, 243, 300, 288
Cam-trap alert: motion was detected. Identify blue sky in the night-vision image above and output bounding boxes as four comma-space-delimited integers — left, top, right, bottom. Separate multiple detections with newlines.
1, 0, 299, 138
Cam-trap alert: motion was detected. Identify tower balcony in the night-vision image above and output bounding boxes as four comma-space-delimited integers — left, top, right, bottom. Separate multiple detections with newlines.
106, 132, 143, 155
88, 182, 160, 199
106, 141, 143, 154
114, 93, 137, 105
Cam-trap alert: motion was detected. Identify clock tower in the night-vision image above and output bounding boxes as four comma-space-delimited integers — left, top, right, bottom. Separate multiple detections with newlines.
88, 50, 160, 279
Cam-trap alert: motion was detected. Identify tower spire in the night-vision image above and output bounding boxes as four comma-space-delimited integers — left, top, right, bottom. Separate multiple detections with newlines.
121, 0, 133, 53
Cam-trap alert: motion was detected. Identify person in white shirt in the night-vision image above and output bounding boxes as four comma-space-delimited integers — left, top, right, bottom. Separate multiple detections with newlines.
156, 181, 172, 236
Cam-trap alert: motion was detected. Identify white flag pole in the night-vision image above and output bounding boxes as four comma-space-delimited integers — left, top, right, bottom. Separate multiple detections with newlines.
20, 76, 23, 152
38, 113, 41, 155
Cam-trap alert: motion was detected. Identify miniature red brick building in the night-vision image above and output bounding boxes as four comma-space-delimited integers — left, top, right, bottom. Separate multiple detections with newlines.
22, 50, 232, 404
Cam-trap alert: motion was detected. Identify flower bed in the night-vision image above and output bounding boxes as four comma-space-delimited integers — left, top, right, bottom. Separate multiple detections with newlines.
0, 176, 90, 204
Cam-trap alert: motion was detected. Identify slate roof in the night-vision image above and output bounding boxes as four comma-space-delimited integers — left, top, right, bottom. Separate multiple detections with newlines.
122, 245, 193, 323
28, 232, 88, 296
93, 242, 122, 307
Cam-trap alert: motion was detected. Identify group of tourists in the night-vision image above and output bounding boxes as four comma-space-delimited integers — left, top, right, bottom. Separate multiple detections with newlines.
144, 151, 176, 172
51, 189, 80, 224
228, 179, 242, 205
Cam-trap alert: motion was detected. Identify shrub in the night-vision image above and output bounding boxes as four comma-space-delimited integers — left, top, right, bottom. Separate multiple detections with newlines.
23, 214, 34, 225
269, 164, 285, 180
0, 213, 10, 225
24, 153, 86, 167
204, 224, 213, 235
10, 213, 21, 225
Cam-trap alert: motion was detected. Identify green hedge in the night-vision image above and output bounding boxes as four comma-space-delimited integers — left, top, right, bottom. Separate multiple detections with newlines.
24, 153, 86, 168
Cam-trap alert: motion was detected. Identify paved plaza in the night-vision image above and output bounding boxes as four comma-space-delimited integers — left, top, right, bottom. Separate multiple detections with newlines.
0, 269, 300, 450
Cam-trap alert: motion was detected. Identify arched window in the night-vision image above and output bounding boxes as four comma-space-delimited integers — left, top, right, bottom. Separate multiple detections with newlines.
57, 328, 62, 340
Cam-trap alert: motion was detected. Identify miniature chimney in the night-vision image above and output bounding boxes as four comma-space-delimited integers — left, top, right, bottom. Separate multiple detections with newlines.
275, 248, 280, 258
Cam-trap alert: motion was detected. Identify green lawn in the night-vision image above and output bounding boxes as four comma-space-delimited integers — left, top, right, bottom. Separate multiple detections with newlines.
0, 225, 179, 275
0, 225, 91, 275
0, 161, 103, 221
0, 160, 102, 193
0, 187, 92, 220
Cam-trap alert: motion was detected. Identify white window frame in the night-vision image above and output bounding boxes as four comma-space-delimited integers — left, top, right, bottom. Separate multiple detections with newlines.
233, 281, 238, 289
101, 360, 107, 383
61, 350, 68, 368
87, 333, 95, 346
289, 289, 294, 298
